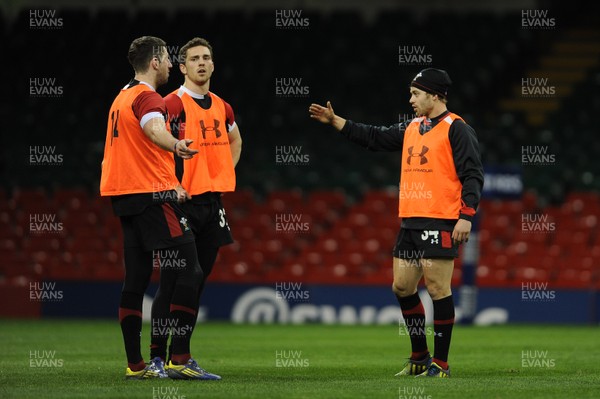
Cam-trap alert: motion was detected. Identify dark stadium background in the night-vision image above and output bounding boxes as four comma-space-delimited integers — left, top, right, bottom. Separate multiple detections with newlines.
2, 0, 600, 324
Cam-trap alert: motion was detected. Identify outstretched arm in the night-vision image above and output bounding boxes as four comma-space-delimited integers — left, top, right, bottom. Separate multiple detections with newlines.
136, 91, 198, 159
308, 101, 346, 131
309, 101, 406, 152
142, 117, 198, 159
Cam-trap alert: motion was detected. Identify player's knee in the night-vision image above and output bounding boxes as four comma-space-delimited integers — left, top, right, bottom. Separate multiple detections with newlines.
120, 290, 144, 309
392, 281, 414, 297
173, 264, 204, 292
187, 262, 204, 282
122, 279, 150, 296
424, 280, 450, 300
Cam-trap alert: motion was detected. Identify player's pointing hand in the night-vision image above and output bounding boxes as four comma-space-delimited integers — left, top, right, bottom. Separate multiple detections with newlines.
175, 139, 199, 159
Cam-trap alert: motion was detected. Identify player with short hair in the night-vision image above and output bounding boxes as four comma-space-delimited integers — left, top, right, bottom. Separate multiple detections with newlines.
309, 68, 484, 378
149, 37, 242, 380
100, 36, 207, 379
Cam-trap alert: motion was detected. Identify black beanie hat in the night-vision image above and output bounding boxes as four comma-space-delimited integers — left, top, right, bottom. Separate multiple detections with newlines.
410, 68, 452, 98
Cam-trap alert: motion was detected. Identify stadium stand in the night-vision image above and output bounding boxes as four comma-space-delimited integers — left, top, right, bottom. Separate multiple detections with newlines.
1, 187, 599, 289
1, 7, 599, 290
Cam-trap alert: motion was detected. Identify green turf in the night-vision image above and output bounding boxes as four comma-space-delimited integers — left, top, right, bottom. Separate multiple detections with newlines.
1, 320, 599, 398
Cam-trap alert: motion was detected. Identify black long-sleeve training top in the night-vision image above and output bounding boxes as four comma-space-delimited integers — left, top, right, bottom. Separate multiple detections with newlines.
340, 110, 484, 231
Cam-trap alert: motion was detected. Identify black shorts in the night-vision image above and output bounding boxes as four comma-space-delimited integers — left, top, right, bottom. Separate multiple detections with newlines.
182, 193, 234, 248
393, 228, 458, 259
120, 202, 195, 251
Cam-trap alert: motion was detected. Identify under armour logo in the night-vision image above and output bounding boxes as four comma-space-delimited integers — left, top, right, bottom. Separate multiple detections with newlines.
407, 146, 429, 165
434, 332, 443, 337
199, 119, 222, 139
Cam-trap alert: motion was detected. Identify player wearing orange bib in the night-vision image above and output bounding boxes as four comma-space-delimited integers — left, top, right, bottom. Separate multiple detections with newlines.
309, 68, 483, 378
100, 36, 217, 380
149, 37, 242, 379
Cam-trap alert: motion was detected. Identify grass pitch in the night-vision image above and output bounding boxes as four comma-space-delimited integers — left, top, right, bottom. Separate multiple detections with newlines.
1, 320, 599, 398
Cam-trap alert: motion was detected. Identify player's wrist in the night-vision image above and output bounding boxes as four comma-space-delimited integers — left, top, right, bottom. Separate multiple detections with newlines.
332, 116, 346, 131
173, 139, 181, 153
458, 213, 473, 222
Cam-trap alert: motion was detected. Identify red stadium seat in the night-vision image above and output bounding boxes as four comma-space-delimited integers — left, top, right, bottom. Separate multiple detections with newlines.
64, 237, 107, 252
279, 261, 310, 281
476, 264, 510, 287
21, 236, 62, 252
346, 211, 370, 228
53, 188, 90, 211
555, 268, 592, 289
521, 190, 539, 212
12, 188, 49, 205
5, 187, 600, 289
513, 267, 550, 284
0, 238, 18, 252
266, 190, 304, 213
1, 252, 35, 278
297, 250, 324, 268
361, 190, 398, 214
307, 190, 347, 210
218, 192, 253, 223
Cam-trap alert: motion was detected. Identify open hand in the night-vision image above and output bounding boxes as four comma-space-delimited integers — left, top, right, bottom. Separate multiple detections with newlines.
309, 101, 335, 124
